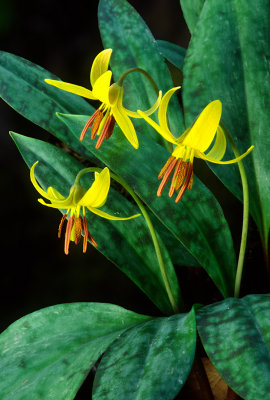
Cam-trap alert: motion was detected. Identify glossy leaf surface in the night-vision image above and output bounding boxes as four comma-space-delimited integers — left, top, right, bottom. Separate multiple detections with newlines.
0, 302, 151, 400
0, 50, 95, 159
197, 294, 270, 400
98, 0, 185, 143
157, 40, 186, 70
180, 0, 205, 34
182, 0, 270, 247
11, 132, 181, 314
93, 308, 196, 400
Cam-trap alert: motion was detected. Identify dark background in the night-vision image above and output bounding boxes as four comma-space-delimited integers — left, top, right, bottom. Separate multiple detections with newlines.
0, 0, 191, 331
0, 1, 267, 398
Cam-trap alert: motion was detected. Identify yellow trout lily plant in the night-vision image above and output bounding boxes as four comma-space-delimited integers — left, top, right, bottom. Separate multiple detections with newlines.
30, 163, 140, 255
138, 87, 254, 202
45, 49, 161, 149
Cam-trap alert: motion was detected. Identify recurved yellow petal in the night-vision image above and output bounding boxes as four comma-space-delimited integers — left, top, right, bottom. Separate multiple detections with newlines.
176, 127, 191, 144
113, 101, 139, 149
90, 49, 112, 87
137, 110, 177, 145
30, 162, 52, 201
92, 71, 112, 104
47, 186, 65, 200
205, 125, 227, 161
79, 167, 110, 208
44, 79, 96, 100
108, 83, 122, 107
158, 87, 180, 133
123, 90, 162, 118
196, 145, 254, 164
37, 196, 74, 209
182, 100, 222, 152
88, 206, 140, 220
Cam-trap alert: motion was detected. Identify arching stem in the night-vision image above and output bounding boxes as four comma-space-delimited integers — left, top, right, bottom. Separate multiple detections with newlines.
221, 123, 249, 298
76, 167, 181, 314
118, 67, 159, 95
117, 67, 172, 153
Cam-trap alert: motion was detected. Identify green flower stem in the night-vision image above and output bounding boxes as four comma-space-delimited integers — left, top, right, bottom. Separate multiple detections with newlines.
221, 123, 249, 298
117, 68, 172, 153
76, 167, 180, 314
117, 67, 159, 95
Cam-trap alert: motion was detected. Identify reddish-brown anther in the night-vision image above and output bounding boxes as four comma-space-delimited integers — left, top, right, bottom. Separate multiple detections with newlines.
58, 214, 67, 238
91, 110, 104, 140
157, 156, 194, 202
74, 217, 83, 245
64, 216, 75, 255
80, 109, 102, 141
96, 114, 114, 149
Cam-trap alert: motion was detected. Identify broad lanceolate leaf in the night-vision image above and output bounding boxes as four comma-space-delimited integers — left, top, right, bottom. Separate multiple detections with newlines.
157, 40, 186, 71
58, 114, 237, 298
197, 294, 270, 400
0, 303, 151, 400
182, 0, 270, 249
93, 308, 196, 400
11, 132, 182, 314
98, 0, 185, 144
0, 51, 95, 159
180, 0, 205, 34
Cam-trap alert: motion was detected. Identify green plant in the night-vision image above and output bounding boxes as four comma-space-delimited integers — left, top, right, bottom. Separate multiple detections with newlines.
1, 0, 269, 399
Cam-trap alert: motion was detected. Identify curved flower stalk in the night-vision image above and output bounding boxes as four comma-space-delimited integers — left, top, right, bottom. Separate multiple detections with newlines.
138, 87, 254, 202
45, 49, 161, 149
30, 163, 140, 255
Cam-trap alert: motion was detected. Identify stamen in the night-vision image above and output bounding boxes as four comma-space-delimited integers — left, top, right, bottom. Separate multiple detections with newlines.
157, 157, 178, 197
88, 232, 98, 247
58, 214, 67, 238
175, 162, 193, 203
96, 115, 112, 149
80, 109, 102, 141
82, 216, 88, 253
74, 217, 82, 245
175, 161, 189, 190
64, 216, 74, 255
169, 159, 183, 197
158, 156, 175, 179
81, 216, 98, 252
105, 116, 116, 140
91, 110, 104, 140
188, 170, 193, 190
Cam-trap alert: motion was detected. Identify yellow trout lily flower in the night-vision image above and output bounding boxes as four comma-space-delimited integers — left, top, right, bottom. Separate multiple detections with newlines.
45, 49, 161, 150
30, 163, 140, 255
138, 87, 254, 202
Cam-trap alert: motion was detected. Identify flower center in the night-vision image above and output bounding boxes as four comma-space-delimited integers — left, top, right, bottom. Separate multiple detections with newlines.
58, 210, 98, 255
157, 149, 194, 203
80, 107, 116, 149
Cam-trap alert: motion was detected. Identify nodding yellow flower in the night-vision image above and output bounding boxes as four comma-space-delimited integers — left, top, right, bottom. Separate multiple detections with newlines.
45, 49, 161, 150
30, 163, 140, 255
138, 87, 254, 202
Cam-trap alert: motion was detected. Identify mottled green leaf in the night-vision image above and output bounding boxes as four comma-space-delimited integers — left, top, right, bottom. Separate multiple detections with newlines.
151, 214, 198, 267
157, 40, 186, 70
0, 303, 151, 400
197, 294, 270, 400
58, 114, 237, 297
11, 132, 182, 314
182, 0, 270, 249
0, 50, 95, 159
98, 0, 185, 144
93, 308, 196, 400
180, 0, 205, 34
